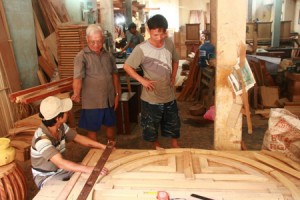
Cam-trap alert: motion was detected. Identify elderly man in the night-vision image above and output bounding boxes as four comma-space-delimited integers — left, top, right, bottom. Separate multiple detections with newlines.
71, 24, 121, 142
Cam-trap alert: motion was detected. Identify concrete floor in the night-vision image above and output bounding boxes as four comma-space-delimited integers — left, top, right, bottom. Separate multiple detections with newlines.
17, 100, 269, 200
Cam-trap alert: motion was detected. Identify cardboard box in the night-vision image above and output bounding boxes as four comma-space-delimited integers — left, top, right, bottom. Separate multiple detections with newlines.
260, 86, 279, 107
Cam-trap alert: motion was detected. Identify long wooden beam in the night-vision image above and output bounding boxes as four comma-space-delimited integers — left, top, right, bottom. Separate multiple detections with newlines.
9, 77, 73, 103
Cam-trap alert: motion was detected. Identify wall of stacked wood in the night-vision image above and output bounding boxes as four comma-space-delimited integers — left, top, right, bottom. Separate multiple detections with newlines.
57, 24, 88, 79
0, 0, 21, 137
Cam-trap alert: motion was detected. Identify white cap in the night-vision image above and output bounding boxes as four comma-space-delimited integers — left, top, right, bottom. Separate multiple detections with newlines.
40, 96, 73, 120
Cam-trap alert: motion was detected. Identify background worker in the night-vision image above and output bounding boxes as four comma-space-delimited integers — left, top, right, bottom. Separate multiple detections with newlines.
71, 24, 121, 142
123, 14, 181, 149
31, 96, 109, 189
122, 22, 144, 54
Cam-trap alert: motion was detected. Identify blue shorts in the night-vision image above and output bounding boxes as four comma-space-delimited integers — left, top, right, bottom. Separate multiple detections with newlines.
141, 100, 181, 142
78, 108, 116, 132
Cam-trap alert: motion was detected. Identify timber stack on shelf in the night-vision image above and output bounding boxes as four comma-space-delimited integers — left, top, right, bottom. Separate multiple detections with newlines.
246, 21, 292, 44
56, 23, 88, 78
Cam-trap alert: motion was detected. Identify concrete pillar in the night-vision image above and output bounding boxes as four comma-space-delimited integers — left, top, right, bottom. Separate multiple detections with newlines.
99, 0, 114, 38
3, 0, 39, 89
125, 0, 132, 25
271, 0, 282, 47
248, 0, 252, 22
212, 0, 247, 150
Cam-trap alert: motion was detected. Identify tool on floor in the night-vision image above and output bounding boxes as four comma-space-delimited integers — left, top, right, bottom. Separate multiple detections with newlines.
77, 141, 115, 200
191, 193, 214, 200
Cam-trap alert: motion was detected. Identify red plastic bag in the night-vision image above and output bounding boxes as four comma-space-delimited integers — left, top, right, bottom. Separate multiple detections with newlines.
203, 106, 215, 121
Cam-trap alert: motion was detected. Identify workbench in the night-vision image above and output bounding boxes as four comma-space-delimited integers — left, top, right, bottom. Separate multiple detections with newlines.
34, 149, 300, 200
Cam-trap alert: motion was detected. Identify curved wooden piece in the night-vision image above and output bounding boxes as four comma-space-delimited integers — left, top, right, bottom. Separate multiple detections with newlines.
2, 176, 13, 200
261, 150, 300, 171
15, 164, 27, 199
0, 178, 7, 200
0, 162, 27, 200
8, 172, 21, 200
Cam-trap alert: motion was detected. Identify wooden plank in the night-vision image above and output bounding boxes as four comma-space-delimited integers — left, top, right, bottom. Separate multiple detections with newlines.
103, 179, 276, 191
93, 189, 284, 200
56, 149, 98, 200
284, 105, 300, 117
14, 113, 40, 127
33, 10, 55, 67
9, 77, 72, 101
0, 0, 21, 92
37, 69, 48, 85
254, 153, 300, 179
261, 150, 300, 171
0, 54, 15, 137
44, 33, 58, 62
183, 151, 195, 179
8, 126, 36, 136
139, 156, 176, 173
112, 172, 267, 182
38, 0, 54, 33
270, 170, 300, 200
10, 140, 30, 161
236, 43, 252, 134
255, 109, 270, 118
177, 51, 200, 101
226, 99, 242, 128
20, 84, 72, 104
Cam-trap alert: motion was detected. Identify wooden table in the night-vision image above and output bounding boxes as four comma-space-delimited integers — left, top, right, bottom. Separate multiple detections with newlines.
34, 149, 300, 200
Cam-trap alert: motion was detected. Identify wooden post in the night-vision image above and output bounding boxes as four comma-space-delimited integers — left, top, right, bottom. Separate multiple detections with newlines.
211, 0, 247, 150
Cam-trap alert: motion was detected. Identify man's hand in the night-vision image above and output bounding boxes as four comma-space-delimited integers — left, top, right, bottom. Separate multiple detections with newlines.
114, 94, 120, 111
71, 94, 80, 103
141, 78, 156, 91
100, 167, 109, 176
85, 166, 109, 176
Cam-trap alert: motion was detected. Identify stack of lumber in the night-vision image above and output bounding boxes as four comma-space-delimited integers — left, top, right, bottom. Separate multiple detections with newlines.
0, 55, 15, 138
37, 0, 71, 34
249, 58, 300, 118
33, 10, 56, 80
32, 0, 72, 82
0, 0, 21, 92
0, 0, 20, 137
248, 59, 278, 110
57, 23, 88, 78
7, 114, 41, 161
9, 77, 73, 104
